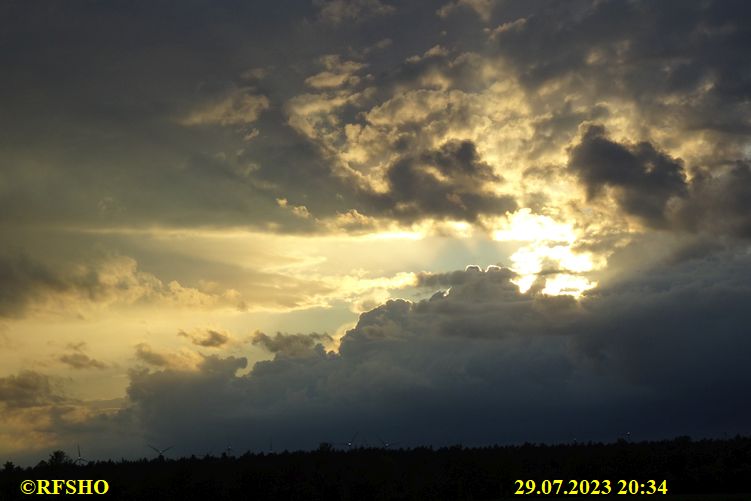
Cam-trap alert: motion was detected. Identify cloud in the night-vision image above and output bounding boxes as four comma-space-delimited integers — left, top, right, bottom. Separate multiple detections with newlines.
4, 0, 751, 464
134, 343, 204, 370
56, 342, 108, 370
0, 253, 247, 319
276, 197, 312, 219
568, 124, 688, 227
362, 140, 517, 223
283, 51, 536, 230
59, 354, 108, 371
437, 0, 498, 22
285, 87, 376, 151
314, 0, 395, 24
0, 371, 81, 457
178, 328, 231, 348
7, 249, 749, 460
489, 17, 527, 37
0, 240, 427, 323
94, 252, 750, 456
673, 161, 751, 239
251, 331, 334, 358
2, 0, 749, 240
416, 265, 513, 288
488, 1, 751, 142
134, 344, 173, 367
0, 371, 66, 409
305, 56, 365, 89
180, 89, 270, 126
0, 254, 68, 318
567, 125, 751, 239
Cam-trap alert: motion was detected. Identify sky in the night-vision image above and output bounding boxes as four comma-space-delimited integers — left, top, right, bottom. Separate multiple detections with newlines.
1, 0, 751, 464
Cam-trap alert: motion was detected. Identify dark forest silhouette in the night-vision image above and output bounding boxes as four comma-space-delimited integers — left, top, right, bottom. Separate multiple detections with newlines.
1, 435, 750, 500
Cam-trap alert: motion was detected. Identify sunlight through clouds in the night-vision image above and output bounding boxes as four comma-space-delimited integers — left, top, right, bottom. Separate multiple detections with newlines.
491, 209, 598, 296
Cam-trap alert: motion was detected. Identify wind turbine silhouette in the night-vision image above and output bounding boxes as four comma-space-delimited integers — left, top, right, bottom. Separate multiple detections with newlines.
377, 437, 400, 449
224, 444, 233, 457
336, 432, 359, 450
74, 445, 89, 465
148, 444, 173, 459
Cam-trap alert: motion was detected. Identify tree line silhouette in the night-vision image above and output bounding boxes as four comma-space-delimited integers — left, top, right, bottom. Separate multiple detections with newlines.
1, 435, 750, 500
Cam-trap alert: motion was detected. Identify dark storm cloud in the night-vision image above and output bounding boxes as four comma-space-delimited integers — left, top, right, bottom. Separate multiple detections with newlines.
568, 124, 687, 226
87, 251, 750, 456
364, 140, 517, 223
570, 249, 751, 433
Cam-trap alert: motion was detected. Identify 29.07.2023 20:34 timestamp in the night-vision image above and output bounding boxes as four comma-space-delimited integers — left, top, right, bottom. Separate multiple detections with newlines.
514, 479, 668, 496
